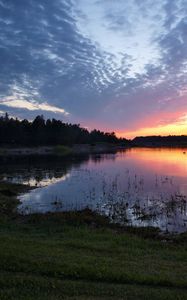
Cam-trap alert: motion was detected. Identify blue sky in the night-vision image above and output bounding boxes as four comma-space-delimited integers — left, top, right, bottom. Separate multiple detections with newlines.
0, 0, 187, 137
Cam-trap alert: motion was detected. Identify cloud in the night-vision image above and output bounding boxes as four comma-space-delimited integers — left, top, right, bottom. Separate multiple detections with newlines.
0, 99, 69, 115
0, 0, 186, 136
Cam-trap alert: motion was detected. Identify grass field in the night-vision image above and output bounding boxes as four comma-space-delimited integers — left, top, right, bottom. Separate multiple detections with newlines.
0, 182, 186, 300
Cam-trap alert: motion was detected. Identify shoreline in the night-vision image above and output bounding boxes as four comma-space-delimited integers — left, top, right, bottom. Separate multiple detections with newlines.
0, 181, 186, 299
0, 180, 186, 240
0, 144, 187, 158
0, 143, 127, 160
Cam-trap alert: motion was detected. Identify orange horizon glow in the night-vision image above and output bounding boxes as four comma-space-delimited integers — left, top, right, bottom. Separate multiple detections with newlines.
116, 118, 187, 139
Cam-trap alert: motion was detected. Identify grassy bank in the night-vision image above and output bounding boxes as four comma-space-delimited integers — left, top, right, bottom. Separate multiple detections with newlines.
0, 143, 124, 160
0, 182, 187, 300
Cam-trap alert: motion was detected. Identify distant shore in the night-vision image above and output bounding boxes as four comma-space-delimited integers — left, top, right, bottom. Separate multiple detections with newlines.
0, 143, 127, 160
1, 143, 187, 161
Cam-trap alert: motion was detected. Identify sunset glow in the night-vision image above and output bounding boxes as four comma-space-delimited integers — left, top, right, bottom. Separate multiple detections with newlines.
1, 1, 187, 295
117, 116, 187, 139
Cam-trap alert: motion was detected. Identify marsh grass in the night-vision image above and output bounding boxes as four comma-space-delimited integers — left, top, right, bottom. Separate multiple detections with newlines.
54, 145, 72, 156
0, 182, 31, 216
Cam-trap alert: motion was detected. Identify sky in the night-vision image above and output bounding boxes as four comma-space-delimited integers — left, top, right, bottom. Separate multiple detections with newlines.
0, 0, 187, 138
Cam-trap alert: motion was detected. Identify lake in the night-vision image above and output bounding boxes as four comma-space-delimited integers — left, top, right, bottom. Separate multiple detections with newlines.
2, 148, 187, 233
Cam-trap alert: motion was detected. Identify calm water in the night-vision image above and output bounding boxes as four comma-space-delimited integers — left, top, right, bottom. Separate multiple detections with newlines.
3, 148, 187, 233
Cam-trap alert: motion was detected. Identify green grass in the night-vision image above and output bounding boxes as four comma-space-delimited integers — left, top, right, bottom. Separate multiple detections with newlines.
54, 145, 72, 156
0, 182, 186, 299
0, 181, 31, 216
0, 148, 7, 155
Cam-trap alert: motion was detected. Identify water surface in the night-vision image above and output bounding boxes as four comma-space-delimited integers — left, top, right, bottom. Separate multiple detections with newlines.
3, 148, 187, 233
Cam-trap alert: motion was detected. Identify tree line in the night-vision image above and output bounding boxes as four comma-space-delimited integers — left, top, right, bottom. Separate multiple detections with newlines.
0, 113, 127, 146
132, 135, 187, 147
